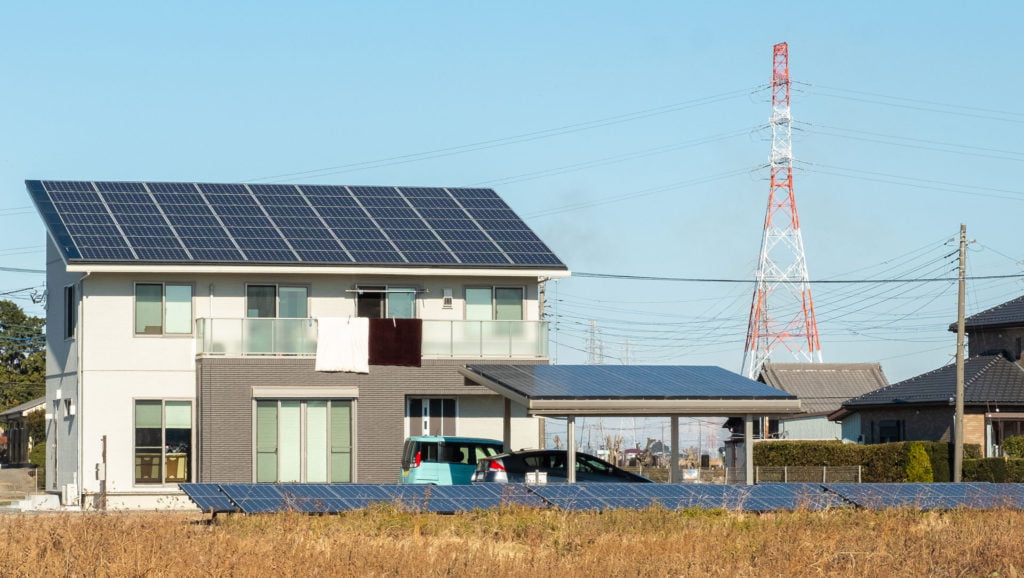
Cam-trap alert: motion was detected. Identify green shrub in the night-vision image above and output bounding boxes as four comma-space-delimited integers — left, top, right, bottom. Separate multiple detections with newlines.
1001, 436, 1024, 458
752, 440, 983, 482
905, 442, 934, 482
963, 458, 1024, 482
28, 440, 45, 485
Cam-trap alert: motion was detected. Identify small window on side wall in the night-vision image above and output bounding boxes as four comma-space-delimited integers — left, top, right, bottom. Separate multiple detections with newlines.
64, 285, 76, 339
135, 283, 193, 335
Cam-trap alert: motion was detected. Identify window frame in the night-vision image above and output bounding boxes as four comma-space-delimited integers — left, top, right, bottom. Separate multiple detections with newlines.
463, 286, 526, 320
133, 398, 194, 486
407, 397, 457, 437
355, 285, 420, 319
133, 282, 195, 336
245, 283, 310, 319
252, 398, 354, 483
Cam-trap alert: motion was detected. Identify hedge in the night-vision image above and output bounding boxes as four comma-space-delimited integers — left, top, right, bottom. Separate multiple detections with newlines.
752, 440, 984, 483
962, 458, 1024, 483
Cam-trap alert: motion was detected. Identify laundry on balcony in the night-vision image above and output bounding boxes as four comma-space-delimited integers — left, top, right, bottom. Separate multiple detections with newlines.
315, 317, 370, 373
369, 318, 423, 367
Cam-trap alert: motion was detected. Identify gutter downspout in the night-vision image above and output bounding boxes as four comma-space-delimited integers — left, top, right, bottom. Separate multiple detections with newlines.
75, 271, 89, 507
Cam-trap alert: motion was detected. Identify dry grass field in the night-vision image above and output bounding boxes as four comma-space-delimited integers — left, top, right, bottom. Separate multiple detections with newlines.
0, 505, 1020, 576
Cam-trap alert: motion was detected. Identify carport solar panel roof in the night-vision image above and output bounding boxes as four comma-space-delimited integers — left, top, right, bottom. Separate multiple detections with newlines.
26, 180, 566, 269
462, 365, 799, 399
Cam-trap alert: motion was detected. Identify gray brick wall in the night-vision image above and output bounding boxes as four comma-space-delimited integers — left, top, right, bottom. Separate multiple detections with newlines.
196, 358, 542, 483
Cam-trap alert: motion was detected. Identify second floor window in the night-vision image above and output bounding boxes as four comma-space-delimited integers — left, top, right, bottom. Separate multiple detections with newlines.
135, 283, 193, 335
465, 287, 524, 320
356, 286, 416, 319
247, 285, 308, 318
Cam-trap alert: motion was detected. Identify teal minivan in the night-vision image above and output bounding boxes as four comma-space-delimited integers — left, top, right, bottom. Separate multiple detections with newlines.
400, 436, 504, 485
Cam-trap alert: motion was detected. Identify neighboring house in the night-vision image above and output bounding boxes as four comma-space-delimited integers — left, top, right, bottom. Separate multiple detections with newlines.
833, 294, 1024, 456
758, 363, 889, 442
28, 180, 569, 508
721, 363, 888, 443
0, 397, 46, 465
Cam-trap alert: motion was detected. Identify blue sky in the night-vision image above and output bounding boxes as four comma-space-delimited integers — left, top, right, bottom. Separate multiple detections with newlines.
3, 2, 1024, 396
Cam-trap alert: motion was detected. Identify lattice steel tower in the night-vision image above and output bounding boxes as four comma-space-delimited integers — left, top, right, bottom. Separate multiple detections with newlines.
741, 42, 822, 379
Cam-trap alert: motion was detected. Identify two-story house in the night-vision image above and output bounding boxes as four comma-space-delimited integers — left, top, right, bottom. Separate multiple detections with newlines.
28, 180, 569, 509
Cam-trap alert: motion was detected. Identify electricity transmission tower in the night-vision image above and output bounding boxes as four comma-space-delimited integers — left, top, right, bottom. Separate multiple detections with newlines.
586, 320, 605, 364
742, 42, 822, 379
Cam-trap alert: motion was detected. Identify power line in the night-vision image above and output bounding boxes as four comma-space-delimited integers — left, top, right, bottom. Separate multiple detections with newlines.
571, 271, 1024, 284
244, 86, 764, 183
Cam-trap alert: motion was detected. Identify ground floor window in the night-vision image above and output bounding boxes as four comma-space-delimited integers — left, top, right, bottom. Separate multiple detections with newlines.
407, 397, 456, 436
256, 399, 352, 483
135, 400, 192, 484
878, 419, 903, 443
989, 418, 1024, 456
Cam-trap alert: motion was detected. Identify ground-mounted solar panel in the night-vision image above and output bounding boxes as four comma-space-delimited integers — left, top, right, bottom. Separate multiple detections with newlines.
821, 483, 1000, 510
28, 180, 566, 269
179, 483, 238, 513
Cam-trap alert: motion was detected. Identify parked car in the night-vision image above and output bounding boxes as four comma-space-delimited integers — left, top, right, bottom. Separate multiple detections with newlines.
400, 436, 504, 485
473, 449, 654, 484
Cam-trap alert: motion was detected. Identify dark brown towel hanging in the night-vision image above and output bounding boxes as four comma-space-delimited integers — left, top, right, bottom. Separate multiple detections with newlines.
368, 318, 422, 366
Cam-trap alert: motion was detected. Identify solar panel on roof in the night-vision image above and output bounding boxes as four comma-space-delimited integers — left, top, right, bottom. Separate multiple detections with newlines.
28, 180, 566, 268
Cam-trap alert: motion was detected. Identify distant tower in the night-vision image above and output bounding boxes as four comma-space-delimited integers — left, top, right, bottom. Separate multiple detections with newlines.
587, 320, 605, 364
741, 42, 822, 379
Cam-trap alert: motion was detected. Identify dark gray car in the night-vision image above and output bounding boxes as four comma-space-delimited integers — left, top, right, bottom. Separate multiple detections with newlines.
472, 449, 654, 483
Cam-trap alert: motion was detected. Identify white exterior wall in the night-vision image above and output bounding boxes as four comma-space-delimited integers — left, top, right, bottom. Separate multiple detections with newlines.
45, 239, 83, 501
453, 396, 539, 451
53, 266, 546, 508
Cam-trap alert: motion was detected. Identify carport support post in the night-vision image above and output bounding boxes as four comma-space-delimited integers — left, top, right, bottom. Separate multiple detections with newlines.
503, 398, 512, 452
744, 414, 754, 485
670, 416, 680, 483
567, 415, 576, 483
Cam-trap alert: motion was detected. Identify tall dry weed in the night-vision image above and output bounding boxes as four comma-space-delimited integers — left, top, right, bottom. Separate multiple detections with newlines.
0, 507, 1020, 576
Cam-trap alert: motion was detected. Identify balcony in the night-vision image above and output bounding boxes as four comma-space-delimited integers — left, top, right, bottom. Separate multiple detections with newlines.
195, 318, 548, 359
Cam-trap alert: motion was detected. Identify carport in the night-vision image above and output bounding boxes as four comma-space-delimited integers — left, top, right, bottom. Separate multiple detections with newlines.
459, 364, 801, 484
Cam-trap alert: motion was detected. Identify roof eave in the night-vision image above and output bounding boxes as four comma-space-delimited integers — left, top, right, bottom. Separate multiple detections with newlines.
64, 262, 572, 278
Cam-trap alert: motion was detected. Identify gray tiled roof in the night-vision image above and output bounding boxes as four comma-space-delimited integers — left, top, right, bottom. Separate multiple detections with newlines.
759, 363, 889, 414
949, 295, 1024, 331
0, 397, 45, 419
842, 354, 1024, 408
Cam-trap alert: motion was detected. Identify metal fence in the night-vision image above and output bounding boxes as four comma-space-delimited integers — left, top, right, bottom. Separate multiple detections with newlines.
754, 465, 862, 483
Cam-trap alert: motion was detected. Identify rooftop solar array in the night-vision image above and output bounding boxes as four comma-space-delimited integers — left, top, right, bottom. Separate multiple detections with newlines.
26, 180, 566, 269
181, 482, 1024, 515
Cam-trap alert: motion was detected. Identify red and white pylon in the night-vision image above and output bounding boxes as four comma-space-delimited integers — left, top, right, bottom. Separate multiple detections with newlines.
741, 42, 822, 379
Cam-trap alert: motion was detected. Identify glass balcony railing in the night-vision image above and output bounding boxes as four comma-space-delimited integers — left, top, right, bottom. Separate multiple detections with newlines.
196, 318, 318, 356
195, 318, 548, 359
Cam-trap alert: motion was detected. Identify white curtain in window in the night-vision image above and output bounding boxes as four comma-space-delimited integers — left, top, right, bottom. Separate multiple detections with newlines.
388, 288, 416, 319
165, 285, 193, 334
306, 401, 328, 483
465, 288, 492, 320
165, 401, 191, 428
279, 401, 301, 482
279, 287, 308, 318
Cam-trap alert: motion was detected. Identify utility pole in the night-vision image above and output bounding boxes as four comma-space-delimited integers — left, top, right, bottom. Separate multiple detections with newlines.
954, 224, 967, 482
